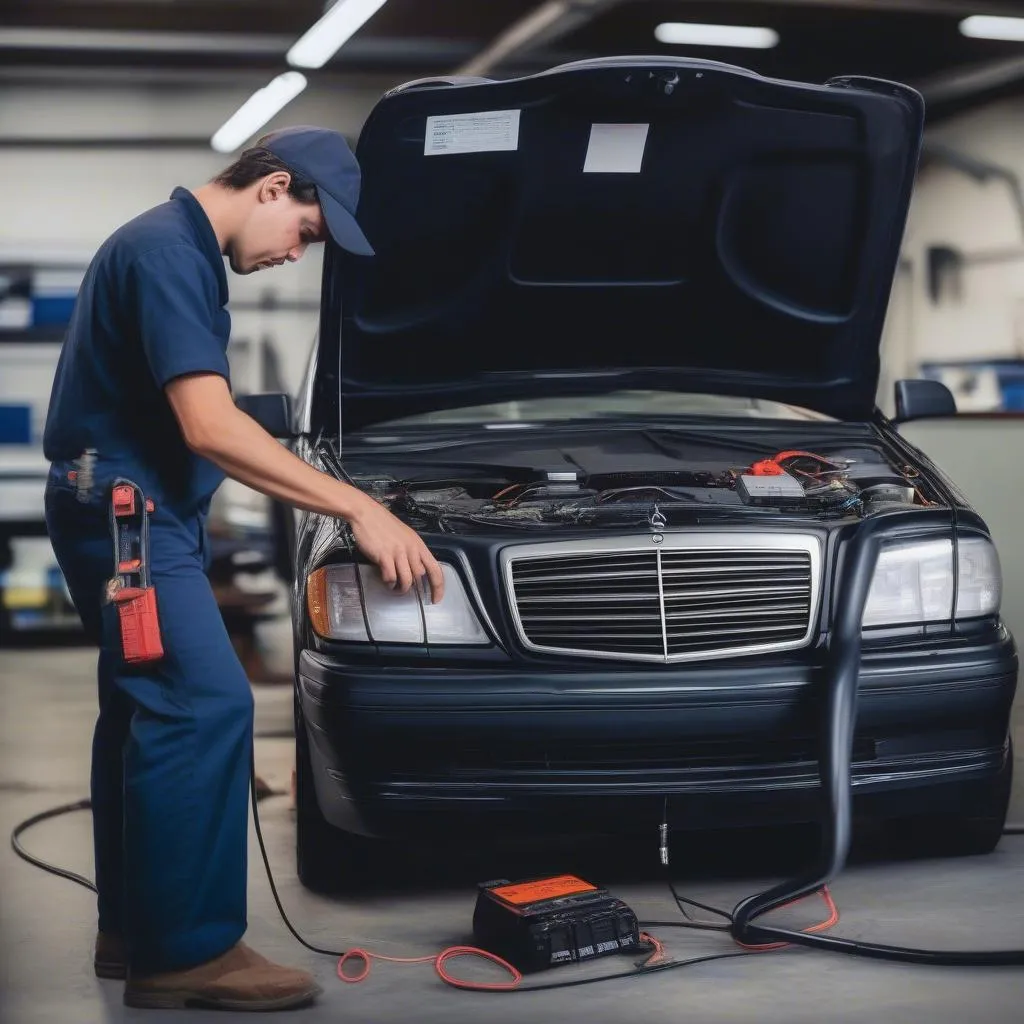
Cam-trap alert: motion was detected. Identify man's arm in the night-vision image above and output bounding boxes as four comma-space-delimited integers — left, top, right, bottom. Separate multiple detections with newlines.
165, 372, 444, 602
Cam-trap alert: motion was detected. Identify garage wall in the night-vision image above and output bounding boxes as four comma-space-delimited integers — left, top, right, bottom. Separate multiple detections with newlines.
1, 141, 322, 397
879, 97, 1024, 414
0, 77, 391, 395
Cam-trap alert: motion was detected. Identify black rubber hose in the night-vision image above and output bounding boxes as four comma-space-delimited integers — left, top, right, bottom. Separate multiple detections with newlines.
728, 920, 1024, 966
730, 510, 1024, 965
732, 519, 884, 943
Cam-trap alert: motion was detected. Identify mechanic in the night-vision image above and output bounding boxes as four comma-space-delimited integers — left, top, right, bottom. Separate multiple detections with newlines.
41, 126, 445, 1011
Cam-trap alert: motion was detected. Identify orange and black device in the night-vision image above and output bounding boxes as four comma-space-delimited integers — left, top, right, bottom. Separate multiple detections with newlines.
107, 480, 163, 665
472, 875, 641, 973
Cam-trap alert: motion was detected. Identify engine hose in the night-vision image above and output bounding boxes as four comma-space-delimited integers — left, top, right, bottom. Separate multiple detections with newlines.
729, 510, 1024, 966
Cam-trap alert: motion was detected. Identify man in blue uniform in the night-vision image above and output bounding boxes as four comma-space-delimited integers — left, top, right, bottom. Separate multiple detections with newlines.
43, 126, 444, 1011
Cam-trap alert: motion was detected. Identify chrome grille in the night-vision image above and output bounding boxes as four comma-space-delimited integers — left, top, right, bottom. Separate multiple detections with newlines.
504, 534, 820, 664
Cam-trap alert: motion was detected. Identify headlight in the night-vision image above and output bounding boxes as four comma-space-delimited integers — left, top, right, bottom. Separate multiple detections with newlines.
862, 537, 1001, 627
307, 562, 489, 644
955, 537, 1002, 618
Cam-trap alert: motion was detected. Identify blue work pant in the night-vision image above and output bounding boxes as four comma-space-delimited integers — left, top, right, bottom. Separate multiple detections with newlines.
44, 462, 253, 975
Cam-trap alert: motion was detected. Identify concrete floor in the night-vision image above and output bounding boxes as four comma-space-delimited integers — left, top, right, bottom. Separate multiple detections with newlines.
2, 640, 1024, 1023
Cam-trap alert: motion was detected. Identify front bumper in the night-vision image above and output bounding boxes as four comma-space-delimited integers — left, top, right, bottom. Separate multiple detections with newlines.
297, 628, 1017, 838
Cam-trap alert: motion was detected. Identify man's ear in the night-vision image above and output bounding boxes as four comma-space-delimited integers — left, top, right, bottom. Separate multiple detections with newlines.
259, 171, 292, 203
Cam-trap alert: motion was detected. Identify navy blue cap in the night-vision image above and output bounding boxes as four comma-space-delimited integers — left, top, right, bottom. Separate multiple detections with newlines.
260, 125, 374, 256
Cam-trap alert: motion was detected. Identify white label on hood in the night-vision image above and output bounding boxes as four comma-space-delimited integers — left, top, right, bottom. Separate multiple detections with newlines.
583, 123, 649, 173
424, 109, 521, 155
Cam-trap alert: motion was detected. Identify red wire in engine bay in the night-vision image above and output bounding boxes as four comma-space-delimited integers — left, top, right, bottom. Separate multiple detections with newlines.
749, 450, 848, 478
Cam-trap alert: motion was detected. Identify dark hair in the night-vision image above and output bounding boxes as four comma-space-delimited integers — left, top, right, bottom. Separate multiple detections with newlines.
213, 136, 317, 203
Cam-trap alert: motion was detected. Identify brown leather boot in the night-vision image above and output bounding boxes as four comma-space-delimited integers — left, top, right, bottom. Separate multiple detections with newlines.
123, 941, 322, 1010
94, 932, 127, 980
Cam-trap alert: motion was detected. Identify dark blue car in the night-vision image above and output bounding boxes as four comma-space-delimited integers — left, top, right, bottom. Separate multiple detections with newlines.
247, 58, 1016, 891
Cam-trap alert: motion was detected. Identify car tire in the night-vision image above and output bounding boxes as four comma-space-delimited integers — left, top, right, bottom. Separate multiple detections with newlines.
294, 708, 376, 893
883, 739, 1014, 859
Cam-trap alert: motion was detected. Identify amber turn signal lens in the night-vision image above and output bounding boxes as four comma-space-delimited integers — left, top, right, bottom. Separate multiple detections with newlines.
307, 567, 330, 637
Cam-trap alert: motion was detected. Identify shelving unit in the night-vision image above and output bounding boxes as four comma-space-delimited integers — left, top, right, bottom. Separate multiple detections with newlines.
0, 258, 83, 637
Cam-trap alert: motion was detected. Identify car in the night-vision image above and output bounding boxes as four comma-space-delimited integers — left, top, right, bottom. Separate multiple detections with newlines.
246, 57, 1017, 892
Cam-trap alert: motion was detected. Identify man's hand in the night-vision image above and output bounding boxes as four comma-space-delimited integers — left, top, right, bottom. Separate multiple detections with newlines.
165, 373, 445, 603
348, 498, 445, 603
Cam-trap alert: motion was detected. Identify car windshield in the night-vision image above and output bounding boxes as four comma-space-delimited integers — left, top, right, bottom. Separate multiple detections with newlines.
372, 390, 834, 428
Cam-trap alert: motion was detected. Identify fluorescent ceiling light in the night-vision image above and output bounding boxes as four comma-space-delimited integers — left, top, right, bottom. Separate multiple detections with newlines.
654, 22, 779, 49
287, 0, 388, 69
960, 15, 1024, 42
211, 71, 307, 153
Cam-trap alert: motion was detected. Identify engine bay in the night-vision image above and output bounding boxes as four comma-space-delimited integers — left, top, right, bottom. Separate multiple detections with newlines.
338, 427, 933, 535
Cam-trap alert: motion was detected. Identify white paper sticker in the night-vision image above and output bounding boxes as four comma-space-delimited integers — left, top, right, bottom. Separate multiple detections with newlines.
583, 123, 649, 173
424, 109, 521, 156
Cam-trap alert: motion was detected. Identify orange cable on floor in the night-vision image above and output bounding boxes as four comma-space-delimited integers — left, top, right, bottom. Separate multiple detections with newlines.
638, 931, 669, 966
337, 944, 523, 991
336, 930, 673, 991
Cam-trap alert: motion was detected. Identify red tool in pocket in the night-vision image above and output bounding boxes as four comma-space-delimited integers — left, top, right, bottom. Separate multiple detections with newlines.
107, 479, 163, 664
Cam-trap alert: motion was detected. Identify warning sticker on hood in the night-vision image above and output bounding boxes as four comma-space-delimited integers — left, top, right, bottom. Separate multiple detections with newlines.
584, 123, 649, 173
425, 109, 521, 155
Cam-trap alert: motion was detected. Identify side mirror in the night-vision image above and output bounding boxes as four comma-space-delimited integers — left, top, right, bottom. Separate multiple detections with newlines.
236, 392, 296, 439
893, 379, 957, 423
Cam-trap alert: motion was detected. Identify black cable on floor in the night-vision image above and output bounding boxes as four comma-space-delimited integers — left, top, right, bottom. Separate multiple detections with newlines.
11, 750, 1024, 978
665, 876, 732, 932
250, 761, 751, 990
248, 757, 348, 959
499, 950, 752, 993
12, 798, 1024, 908
10, 798, 95, 893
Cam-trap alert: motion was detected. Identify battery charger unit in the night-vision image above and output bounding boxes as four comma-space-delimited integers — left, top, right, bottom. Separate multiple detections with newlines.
472, 874, 642, 973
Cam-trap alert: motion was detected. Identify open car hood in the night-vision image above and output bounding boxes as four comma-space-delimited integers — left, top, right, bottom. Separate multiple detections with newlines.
337, 57, 924, 430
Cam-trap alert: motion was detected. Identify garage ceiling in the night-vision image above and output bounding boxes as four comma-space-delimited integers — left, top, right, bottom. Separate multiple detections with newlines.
3, 0, 1024, 120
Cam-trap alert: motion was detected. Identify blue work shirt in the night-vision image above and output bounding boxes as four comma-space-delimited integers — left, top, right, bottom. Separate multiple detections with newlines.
43, 187, 231, 520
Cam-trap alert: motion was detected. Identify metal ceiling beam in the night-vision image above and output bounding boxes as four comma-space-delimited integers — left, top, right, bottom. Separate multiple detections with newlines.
735, 0, 1024, 14
915, 54, 1024, 105
0, 26, 477, 71
31, 1, 265, 4
455, 0, 621, 78
0, 27, 290, 55
0, 136, 214, 150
